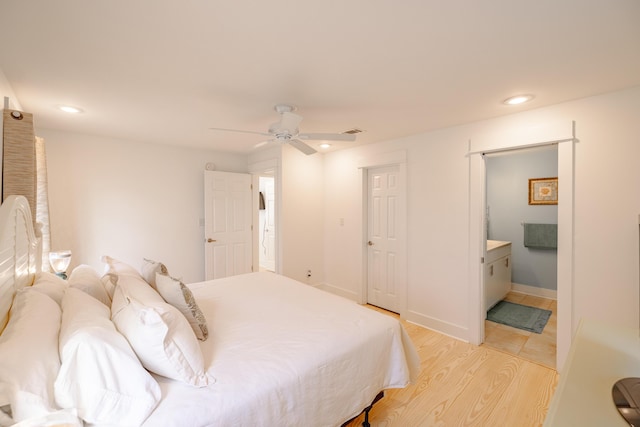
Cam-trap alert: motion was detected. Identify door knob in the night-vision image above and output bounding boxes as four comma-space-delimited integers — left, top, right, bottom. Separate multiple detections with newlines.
367, 241, 374, 246
206, 238, 217, 243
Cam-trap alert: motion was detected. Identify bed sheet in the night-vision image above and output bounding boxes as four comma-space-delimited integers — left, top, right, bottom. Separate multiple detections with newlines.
139, 272, 419, 427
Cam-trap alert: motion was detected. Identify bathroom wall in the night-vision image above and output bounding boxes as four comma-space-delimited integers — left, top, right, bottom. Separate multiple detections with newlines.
485, 146, 558, 291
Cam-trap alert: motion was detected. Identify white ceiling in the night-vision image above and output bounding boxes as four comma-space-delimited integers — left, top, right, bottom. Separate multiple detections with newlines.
1, 1, 639, 154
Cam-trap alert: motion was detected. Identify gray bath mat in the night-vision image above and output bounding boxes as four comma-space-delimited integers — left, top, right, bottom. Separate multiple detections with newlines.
487, 301, 551, 334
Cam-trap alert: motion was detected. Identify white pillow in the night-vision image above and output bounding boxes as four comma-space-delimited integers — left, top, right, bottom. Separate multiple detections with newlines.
100, 274, 117, 301
100, 255, 143, 299
0, 288, 61, 423
102, 255, 141, 278
31, 272, 68, 306
111, 275, 211, 387
140, 258, 168, 290
68, 265, 111, 306
115, 272, 163, 302
155, 273, 208, 341
55, 288, 160, 425
5, 408, 83, 427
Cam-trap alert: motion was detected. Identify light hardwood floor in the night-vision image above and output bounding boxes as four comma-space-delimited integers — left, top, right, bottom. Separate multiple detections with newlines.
345, 305, 558, 427
483, 292, 557, 369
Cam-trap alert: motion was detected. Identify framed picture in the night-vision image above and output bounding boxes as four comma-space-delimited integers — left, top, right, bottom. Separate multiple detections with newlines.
528, 177, 558, 205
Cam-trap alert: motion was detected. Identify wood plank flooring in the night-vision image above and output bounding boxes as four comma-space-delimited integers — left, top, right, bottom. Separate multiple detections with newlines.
345, 306, 558, 427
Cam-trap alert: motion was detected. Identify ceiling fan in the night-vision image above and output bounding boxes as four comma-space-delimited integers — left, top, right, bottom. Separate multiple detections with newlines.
210, 104, 356, 155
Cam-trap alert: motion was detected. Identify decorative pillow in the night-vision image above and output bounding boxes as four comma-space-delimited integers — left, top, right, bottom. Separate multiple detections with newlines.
0, 288, 61, 423
55, 288, 160, 425
68, 265, 111, 306
155, 273, 208, 341
140, 258, 168, 290
110, 275, 211, 387
31, 272, 68, 306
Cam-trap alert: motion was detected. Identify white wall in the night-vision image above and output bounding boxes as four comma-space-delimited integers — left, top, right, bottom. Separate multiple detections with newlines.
40, 128, 247, 283
323, 128, 472, 337
0, 68, 21, 110
323, 86, 640, 346
280, 144, 325, 285
41, 129, 325, 288
322, 148, 366, 299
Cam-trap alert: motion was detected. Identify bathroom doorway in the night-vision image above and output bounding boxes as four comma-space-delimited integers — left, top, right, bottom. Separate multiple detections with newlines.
482, 145, 558, 368
258, 174, 276, 272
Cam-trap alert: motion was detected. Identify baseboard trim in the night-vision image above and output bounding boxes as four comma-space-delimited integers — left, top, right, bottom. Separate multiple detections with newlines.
511, 282, 557, 300
404, 310, 469, 343
317, 282, 359, 301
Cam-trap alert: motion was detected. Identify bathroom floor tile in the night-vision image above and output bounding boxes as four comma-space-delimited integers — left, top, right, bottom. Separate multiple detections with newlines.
483, 291, 557, 370
520, 332, 556, 368
521, 294, 553, 310
503, 292, 526, 304
484, 320, 529, 355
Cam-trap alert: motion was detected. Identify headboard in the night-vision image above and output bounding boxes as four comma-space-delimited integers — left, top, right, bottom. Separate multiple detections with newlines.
0, 195, 41, 331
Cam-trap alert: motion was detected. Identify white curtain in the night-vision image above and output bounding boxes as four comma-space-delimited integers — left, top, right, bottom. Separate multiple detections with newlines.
35, 136, 51, 271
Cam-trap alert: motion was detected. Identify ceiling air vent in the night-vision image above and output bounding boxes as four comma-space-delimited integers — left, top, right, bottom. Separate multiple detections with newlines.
342, 128, 364, 135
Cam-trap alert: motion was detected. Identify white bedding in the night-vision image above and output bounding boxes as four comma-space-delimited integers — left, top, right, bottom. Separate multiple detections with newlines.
139, 272, 420, 427
0, 196, 417, 427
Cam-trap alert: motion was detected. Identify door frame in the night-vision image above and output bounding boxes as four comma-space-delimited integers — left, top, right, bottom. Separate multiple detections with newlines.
467, 121, 576, 371
358, 150, 407, 318
249, 158, 281, 274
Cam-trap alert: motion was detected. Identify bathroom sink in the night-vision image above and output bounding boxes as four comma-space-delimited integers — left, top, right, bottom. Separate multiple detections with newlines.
486, 240, 511, 263
487, 240, 510, 251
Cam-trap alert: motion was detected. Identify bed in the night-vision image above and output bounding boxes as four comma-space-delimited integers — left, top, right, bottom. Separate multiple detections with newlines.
0, 195, 420, 427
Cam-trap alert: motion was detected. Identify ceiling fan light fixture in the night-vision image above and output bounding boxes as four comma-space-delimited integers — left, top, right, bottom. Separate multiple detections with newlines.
210, 105, 355, 156
503, 94, 534, 105
274, 104, 296, 114
320, 143, 331, 149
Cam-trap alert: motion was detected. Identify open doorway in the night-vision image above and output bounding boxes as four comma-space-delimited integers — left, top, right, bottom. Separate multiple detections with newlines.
482, 145, 558, 369
258, 174, 276, 272
468, 123, 574, 370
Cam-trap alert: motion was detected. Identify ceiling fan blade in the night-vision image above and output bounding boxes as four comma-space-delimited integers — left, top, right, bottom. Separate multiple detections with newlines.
209, 127, 271, 137
279, 112, 303, 133
254, 140, 271, 149
289, 139, 317, 155
298, 132, 356, 142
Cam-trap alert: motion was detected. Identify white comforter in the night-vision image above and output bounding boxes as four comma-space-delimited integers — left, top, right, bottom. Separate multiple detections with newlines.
141, 272, 419, 427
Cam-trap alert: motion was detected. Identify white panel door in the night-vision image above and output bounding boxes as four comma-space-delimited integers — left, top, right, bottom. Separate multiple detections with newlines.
204, 170, 252, 280
367, 165, 401, 312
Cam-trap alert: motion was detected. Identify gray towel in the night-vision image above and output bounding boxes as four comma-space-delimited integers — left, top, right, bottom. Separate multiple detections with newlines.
523, 223, 557, 249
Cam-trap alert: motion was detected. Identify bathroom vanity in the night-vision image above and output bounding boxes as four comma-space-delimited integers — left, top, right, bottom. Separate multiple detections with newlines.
485, 240, 512, 310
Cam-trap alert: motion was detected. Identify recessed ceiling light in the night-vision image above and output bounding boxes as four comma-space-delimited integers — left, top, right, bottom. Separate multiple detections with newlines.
503, 94, 534, 105
58, 105, 84, 114
320, 143, 331, 149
